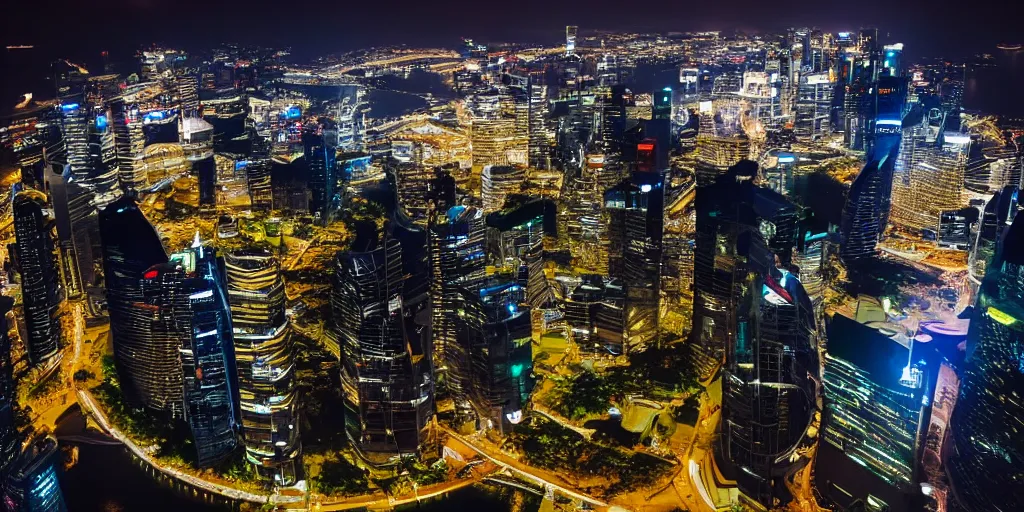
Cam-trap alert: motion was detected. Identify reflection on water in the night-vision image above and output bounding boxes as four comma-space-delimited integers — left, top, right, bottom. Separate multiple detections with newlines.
963, 50, 1024, 117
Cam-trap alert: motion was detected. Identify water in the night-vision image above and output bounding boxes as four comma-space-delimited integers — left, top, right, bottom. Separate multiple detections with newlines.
963, 50, 1024, 117
57, 408, 527, 512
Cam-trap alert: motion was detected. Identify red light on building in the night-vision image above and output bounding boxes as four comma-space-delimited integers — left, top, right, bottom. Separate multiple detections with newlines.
637, 139, 657, 173
144, 270, 158, 279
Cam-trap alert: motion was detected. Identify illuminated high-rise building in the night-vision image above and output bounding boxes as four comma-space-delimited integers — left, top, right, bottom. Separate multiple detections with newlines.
603, 169, 664, 352
0, 298, 20, 479
3, 437, 67, 512
481, 164, 525, 213
881, 43, 904, 77
99, 197, 176, 414
794, 71, 833, 141
485, 198, 554, 312
528, 73, 551, 170
947, 213, 1024, 511
565, 25, 578, 56
839, 145, 900, 262
817, 314, 927, 512
108, 97, 147, 194
429, 206, 487, 406
305, 122, 338, 223
143, 240, 240, 467
12, 189, 63, 366
692, 163, 815, 508
331, 221, 434, 460
890, 116, 971, 233
225, 250, 301, 486
454, 279, 533, 434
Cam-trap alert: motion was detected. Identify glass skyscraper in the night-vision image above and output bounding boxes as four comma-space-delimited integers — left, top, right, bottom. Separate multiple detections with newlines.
143, 241, 240, 467
948, 212, 1024, 511
224, 250, 301, 485
99, 197, 176, 414
12, 188, 63, 366
331, 221, 434, 460
692, 162, 817, 508
4, 437, 67, 512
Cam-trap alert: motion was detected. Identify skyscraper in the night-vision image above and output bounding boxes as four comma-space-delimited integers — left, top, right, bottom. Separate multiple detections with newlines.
454, 279, 534, 434
98, 197, 176, 414
947, 213, 1024, 511
0, 298, 20, 479
817, 314, 927, 512
305, 123, 338, 224
12, 189, 63, 366
794, 71, 833, 141
839, 143, 900, 263
331, 221, 433, 460
225, 250, 301, 485
565, 25, 578, 56
691, 163, 815, 508
3, 437, 67, 512
481, 165, 525, 213
144, 240, 240, 467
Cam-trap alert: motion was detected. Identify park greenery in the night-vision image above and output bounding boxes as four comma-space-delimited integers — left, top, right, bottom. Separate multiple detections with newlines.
549, 344, 704, 421
505, 415, 672, 497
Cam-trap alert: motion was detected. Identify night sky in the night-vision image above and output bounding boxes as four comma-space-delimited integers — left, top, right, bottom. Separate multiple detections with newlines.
2, 0, 1019, 59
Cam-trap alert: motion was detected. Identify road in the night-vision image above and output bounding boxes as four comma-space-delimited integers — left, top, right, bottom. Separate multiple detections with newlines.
441, 427, 609, 508
316, 471, 489, 511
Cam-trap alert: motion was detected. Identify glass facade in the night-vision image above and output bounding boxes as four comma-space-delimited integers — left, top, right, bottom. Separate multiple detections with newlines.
13, 189, 63, 366
225, 250, 300, 485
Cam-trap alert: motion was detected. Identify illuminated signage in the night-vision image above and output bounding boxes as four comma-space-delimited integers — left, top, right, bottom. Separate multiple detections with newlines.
95, 114, 108, 130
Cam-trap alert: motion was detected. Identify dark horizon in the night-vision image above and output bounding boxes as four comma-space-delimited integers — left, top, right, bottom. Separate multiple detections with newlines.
2, 0, 1019, 60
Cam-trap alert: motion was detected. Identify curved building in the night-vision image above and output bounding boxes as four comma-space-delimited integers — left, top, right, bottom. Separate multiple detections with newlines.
98, 197, 175, 413
948, 211, 1024, 511
13, 189, 63, 365
224, 250, 301, 485
331, 221, 433, 460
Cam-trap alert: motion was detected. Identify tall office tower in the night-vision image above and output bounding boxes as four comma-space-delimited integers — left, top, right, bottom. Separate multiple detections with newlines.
604, 169, 664, 352
58, 101, 92, 182
108, 97, 147, 194
794, 71, 833, 141
98, 197, 175, 413
224, 250, 301, 485
3, 437, 67, 512
481, 165, 525, 213
695, 101, 750, 186
429, 206, 487, 405
692, 162, 799, 364
454, 279, 534, 434
968, 186, 1019, 283
470, 91, 523, 171
0, 298, 20, 479
331, 222, 434, 459
692, 164, 815, 508
12, 189, 63, 366
485, 198, 554, 312
839, 81, 905, 263
305, 124, 338, 224
890, 118, 971, 233
337, 86, 365, 151
176, 74, 200, 114
144, 241, 240, 467
862, 76, 907, 159
193, 155, 217, 207
817, 314, 927, 512
565, 25, 578, 56
88, 113, 123, 209
528, 73, 551, 170
947, 213, 1024, 511
246, 131, 273, 209
839, 145, 900, 263
881, 44, 904, 77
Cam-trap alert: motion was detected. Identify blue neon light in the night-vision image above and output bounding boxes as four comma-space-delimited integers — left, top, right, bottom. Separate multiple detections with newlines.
286, 106, 301, 119
95, 114, 108, 130
143, 111, 165, 122
61, 103, 79, 111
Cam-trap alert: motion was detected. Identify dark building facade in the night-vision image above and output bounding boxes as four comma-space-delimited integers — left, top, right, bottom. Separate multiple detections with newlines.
948, 211, 1024, 511
12, 189, 63, 366
331, 221, 433, 461
98, 197, 176, 413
